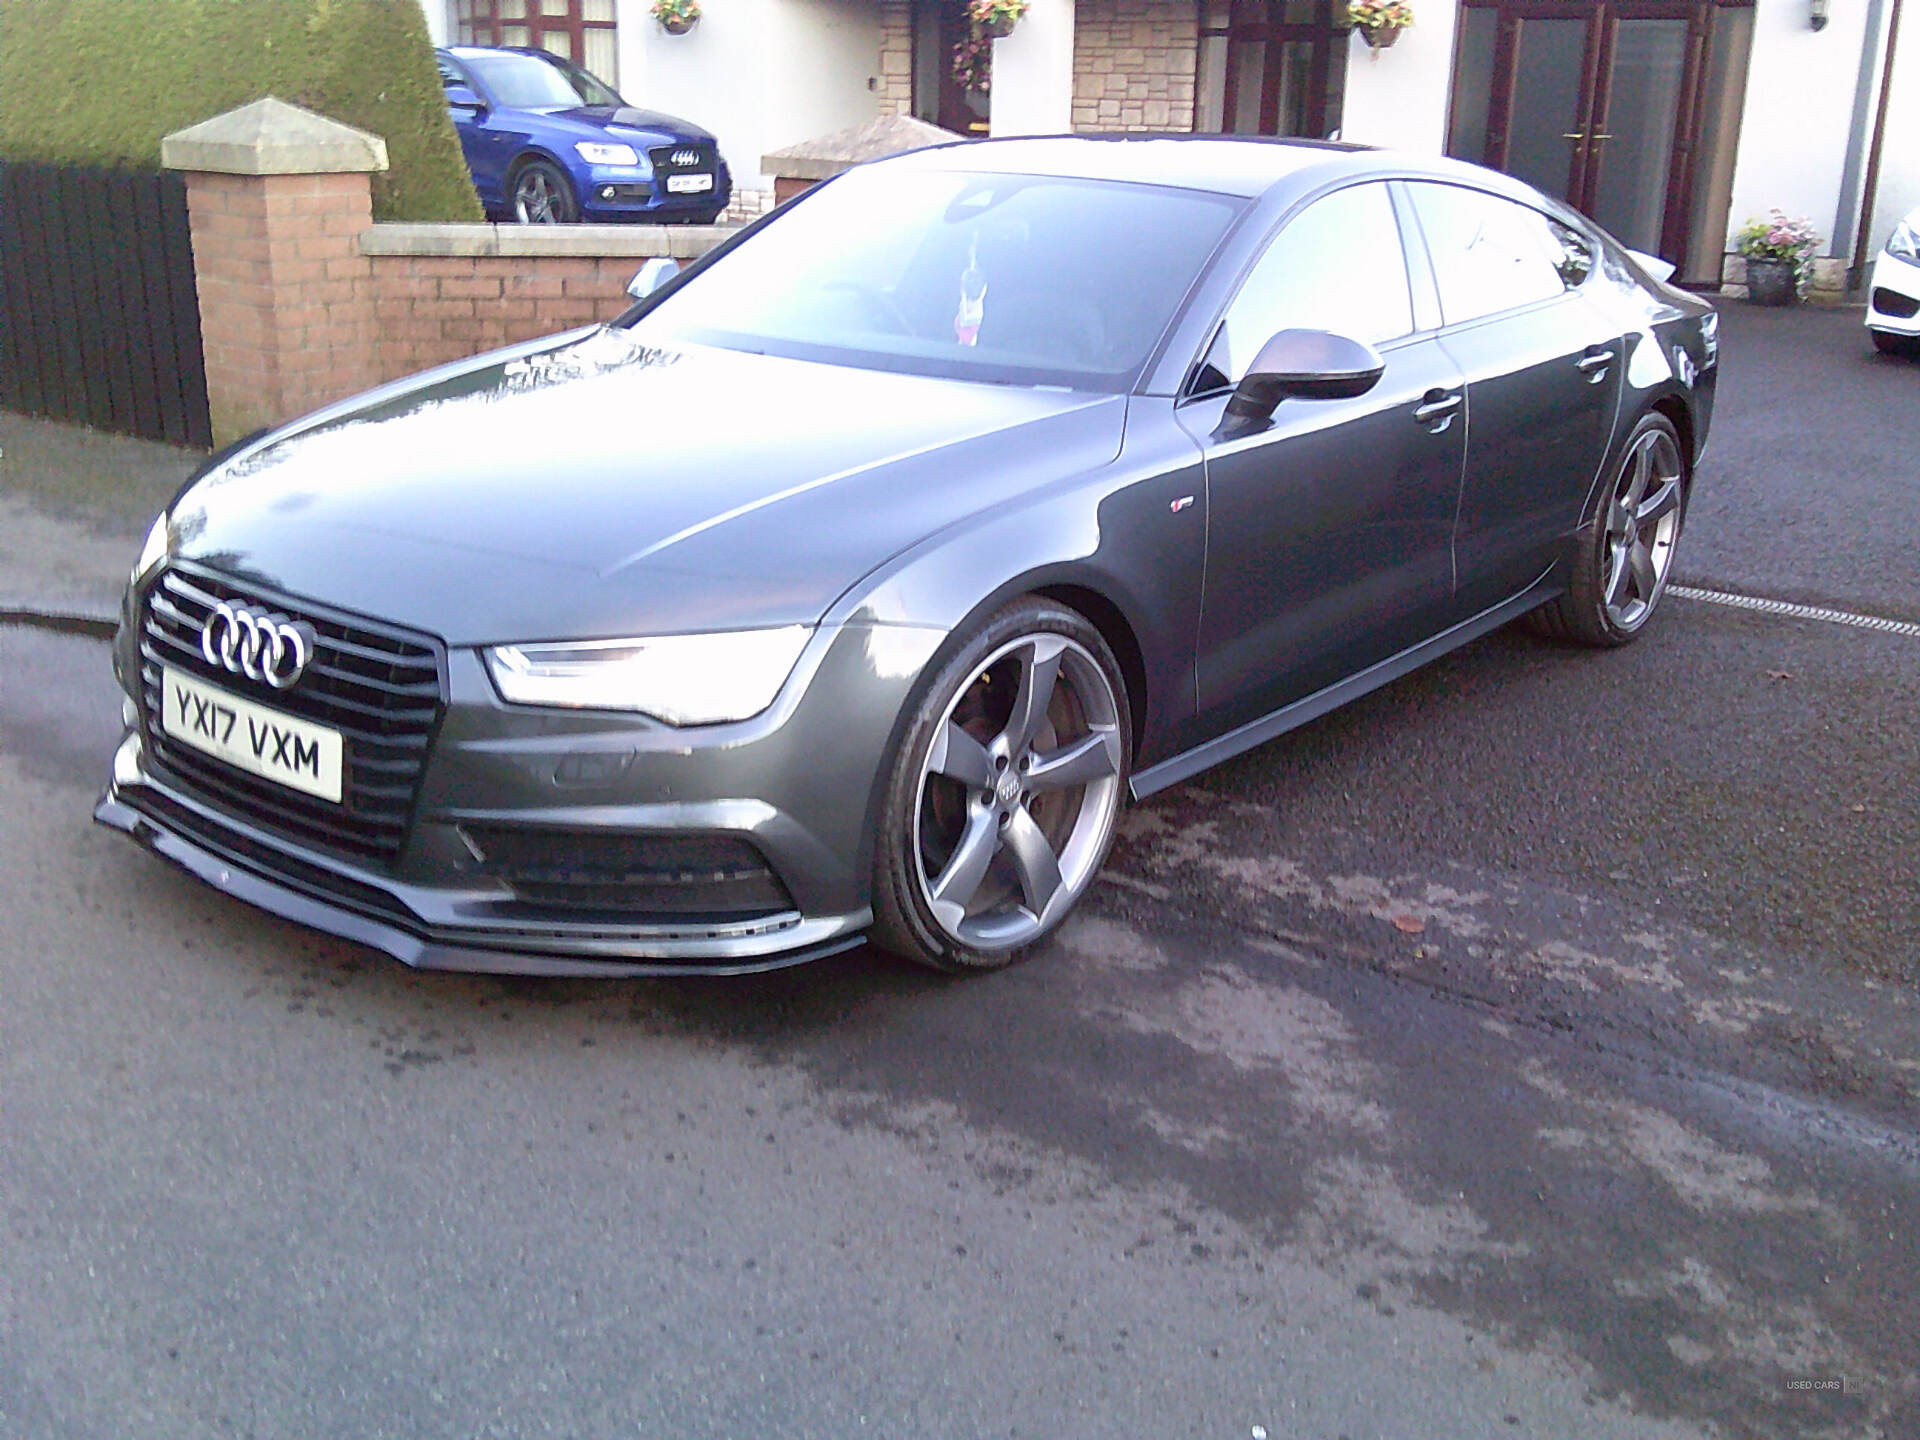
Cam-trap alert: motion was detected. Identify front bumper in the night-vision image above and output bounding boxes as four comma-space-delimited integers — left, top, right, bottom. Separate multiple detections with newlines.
1866, 251, 1920, 338
98, 579, 946, 977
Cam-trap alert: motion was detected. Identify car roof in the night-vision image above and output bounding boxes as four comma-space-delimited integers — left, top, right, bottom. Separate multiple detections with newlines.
873, 134, 1564, 208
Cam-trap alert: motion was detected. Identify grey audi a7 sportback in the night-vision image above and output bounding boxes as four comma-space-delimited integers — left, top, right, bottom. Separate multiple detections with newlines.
98, 136, 1718, 976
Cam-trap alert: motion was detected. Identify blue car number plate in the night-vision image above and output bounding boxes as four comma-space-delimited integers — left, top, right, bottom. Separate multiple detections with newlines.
666, 173, 714, 194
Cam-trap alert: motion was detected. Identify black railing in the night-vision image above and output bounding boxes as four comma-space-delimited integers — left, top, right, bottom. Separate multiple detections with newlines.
0, 160, 212, 447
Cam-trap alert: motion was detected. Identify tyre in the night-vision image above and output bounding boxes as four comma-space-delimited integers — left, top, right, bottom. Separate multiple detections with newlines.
870, 598, 1132, 973
1528, 412, 1687, 647
510, 159, 578, 224
1871, 329, 1920, 358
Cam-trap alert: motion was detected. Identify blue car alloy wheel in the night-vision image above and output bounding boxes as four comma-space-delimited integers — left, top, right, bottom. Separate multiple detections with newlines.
437, 45, 731, 225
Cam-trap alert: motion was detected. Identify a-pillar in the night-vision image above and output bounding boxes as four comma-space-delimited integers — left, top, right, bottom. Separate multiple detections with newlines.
989, 0, 1078, 137
161, 98, 387, 445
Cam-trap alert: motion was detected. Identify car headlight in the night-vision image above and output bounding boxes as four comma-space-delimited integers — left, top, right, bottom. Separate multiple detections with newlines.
575, 142, 640, 167
132, 512, 171, 587
1888, 218, 1919, 261
485, 626, 812, 726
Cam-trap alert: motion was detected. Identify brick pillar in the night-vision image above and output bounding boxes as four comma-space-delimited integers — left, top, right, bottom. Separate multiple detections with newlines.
161, 98, 388, 445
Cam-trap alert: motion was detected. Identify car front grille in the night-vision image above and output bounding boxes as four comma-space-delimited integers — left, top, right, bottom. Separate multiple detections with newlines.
648, 142, 717, 176
138, 564, 445, 868
459, 825, 794, 921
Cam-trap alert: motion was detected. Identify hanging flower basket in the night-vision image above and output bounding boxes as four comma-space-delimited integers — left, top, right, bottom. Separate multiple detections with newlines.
967, 0, 1029, 41
1346, 0, 1413, 47
652, 0, 700, 34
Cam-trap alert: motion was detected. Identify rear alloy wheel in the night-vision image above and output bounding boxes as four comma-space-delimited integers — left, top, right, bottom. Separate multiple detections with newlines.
1529, 412, 1687, 647
511, 159, 578, 224
872, 600, 1131, 972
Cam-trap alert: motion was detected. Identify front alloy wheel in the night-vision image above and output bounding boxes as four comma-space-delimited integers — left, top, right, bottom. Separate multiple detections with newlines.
511, 160, 578, 224
872, 600, 1130, 972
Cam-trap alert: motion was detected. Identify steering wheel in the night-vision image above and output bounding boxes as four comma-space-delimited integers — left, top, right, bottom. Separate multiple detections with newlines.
822, 279, 913, 336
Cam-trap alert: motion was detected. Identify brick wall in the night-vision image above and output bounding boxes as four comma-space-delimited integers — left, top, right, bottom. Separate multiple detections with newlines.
365, 254, 647, 379
178, 159, 736, 442
184, 170, 380, 444
1071, 0, 1199, 133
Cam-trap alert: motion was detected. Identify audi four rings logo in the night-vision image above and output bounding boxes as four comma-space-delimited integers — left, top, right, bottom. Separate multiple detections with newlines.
670, 149, 700, 167
200, 602, 315, 690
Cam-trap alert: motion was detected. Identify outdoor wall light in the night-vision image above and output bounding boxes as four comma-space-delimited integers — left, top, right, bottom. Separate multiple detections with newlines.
1809, 0, 1830, 30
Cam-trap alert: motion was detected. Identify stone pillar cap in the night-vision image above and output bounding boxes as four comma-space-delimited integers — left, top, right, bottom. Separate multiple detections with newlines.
161, 97, 389, 176
762, 115, 964, 182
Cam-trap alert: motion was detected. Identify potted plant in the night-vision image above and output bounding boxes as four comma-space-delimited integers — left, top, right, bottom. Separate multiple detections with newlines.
1346, 0, 1413, 48
1735, 210, 1820, 305
967, 0, 1030, 40
651, 0, 700, 35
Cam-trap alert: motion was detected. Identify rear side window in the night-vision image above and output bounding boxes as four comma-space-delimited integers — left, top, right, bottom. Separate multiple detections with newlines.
1203, 182, 1415, 387
1408, 183, 1589, 326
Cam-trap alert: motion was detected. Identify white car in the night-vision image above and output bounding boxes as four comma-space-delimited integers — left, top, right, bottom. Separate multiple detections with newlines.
1866, 206, 1920, 357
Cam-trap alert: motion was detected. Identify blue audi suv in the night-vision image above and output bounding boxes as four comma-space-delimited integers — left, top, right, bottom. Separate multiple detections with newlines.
437, 45, 731, 225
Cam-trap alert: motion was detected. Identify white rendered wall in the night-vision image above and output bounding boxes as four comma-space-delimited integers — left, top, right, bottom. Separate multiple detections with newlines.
1866, 11, 1920, 253
1725, 0, 1876, 258
619, 0, 885, 192
990, 0, 1077, 136
416, 0, 451, 47
1336, 0, 1459, 153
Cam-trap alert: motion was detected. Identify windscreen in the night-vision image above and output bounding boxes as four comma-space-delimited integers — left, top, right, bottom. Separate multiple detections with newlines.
465, 52, 620, 109
631, 167, 1245, 389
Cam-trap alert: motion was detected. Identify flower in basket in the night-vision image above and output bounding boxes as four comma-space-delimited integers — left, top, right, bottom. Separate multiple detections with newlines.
1736, 209, 1821, 294
1346, 0, 1415, 32
967, 0, 1030, 37
651, 0, 700, 30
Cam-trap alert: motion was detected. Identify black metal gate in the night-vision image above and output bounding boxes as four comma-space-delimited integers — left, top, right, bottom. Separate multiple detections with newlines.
0, 161, 212, 448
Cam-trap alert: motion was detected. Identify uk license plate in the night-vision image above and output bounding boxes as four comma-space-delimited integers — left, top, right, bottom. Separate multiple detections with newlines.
666, 173, 714, 194
160, 666, 344, 803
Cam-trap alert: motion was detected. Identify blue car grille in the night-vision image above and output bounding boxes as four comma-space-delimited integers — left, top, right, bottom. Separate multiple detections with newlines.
648, 142, 717, 176
138, 564, 446, 868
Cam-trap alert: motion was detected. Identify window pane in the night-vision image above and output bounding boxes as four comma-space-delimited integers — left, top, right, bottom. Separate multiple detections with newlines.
582, 27, 617, 86
541, 0, 570, 15
1504, 17, 1587, 199
1591, 17, 1688, 255
1446, 6, 1498, 165
1409, 183, 1569, 324
1229, 40, 1266, 132
502, 25, 532, 46
1215, 182, 1413, 380
583, 0, 615, 19
500, 0, 527, 18
540, 29, 573, 59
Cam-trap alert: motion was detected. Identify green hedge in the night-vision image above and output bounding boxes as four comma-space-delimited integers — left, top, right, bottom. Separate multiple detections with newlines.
0, 0, 482, 221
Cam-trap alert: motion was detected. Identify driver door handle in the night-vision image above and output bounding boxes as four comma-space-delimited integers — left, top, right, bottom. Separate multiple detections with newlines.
1413, 389, 1462, 432
1576, 347, 1616, 381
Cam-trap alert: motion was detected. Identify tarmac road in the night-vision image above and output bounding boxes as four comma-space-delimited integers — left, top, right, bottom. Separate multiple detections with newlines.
1, 302, 1915, 1439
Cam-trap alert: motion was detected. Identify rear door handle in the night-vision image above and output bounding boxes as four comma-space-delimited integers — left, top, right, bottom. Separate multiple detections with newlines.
1576, 348, 1616, 381
1413, 390, 1462, 432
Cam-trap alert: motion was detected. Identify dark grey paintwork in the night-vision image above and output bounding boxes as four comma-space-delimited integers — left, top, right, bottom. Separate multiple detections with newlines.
96, 138, 1719, 975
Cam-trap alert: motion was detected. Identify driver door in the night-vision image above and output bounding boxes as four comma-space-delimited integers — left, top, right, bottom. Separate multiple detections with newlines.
1179, 181, 1469, 734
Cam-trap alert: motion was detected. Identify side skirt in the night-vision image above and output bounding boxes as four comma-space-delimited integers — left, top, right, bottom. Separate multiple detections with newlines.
1130, 571, 1560, 801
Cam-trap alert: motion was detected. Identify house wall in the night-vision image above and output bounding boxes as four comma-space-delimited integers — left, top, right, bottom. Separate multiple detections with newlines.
620, 0, 886, 210
1070, 0, 1198, 131
1725, 0, 1879, 261
1337, 0, 1458, 151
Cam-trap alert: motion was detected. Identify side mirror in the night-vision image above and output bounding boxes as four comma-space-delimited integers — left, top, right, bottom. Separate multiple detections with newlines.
627, 257, 680, 301
1223, 328, 1386, 431
445, 86, 487, 115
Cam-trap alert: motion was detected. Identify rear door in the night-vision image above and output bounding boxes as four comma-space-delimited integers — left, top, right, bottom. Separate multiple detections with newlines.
1178, 181, 1469, 734
1404, 181, 1625, 609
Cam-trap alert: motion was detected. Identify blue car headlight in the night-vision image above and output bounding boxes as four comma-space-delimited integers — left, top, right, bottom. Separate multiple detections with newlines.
576, 142, 641, 167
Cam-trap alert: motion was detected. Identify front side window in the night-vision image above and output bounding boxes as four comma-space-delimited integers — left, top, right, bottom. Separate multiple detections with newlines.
1199, 181, 1413, 388
1408, 183, 1585, 325
632, 167, 1245, 390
